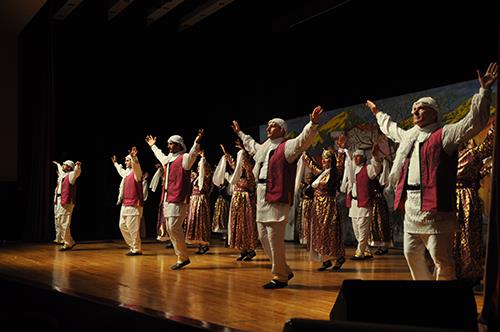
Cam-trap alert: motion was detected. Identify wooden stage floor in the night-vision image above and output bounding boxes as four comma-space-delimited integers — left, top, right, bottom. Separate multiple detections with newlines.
0, 240, 484, 332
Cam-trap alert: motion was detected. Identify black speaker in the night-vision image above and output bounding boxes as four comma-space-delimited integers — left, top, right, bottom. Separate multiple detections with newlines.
330, 279, 478, 331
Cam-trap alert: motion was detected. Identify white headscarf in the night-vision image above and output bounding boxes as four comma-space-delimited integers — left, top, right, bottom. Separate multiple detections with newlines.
63, 160, 75, 169
353, 149, 365, 157
268, 118, 287, 135
168, 135, 186, 152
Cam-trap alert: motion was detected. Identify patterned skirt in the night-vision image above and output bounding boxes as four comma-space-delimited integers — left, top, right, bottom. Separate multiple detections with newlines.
228, 191, 257, 251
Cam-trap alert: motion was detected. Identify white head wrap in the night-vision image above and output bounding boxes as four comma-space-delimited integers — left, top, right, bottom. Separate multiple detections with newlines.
268, 118, 287, 136
168, 135, 186, 152
125, 155, 132, 161
63, 160, 75, 169
412, 96, 441, 123
353, 149, 365, 157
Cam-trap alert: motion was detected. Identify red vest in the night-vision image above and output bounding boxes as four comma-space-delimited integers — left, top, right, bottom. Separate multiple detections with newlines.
265, 142, 297, 205
60, 175, 76, 205
346, 165, 374, 208
162, 156, 191, 204
394, 128, 457, 212
123, 171, 143, 207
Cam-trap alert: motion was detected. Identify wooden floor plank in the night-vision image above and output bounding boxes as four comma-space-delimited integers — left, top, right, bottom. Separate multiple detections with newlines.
0, 240, 484, 331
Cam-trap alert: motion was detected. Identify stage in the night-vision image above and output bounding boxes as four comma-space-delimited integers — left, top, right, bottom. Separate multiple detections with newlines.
0, 239, 484, 331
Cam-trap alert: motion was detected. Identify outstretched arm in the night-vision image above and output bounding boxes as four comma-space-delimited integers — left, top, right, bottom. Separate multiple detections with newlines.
68, 161, 82, 184
233, 120, 261, 156
367, 100, 406, 143
146, 134, 169, 165
443, 62, 498, 153
183, 129, 203, 170
285, 105, 323, 162
129, 146, 143, 182
53, 161, 63, 176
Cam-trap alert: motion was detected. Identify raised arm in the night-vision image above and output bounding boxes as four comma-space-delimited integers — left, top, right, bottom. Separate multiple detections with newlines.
182, 129, 203, 170
146, 134, 169, 165
366, 144, 382, 179
68, 161, 82, 184
233, 120, 261, 156
443, 63, 498, 153
129, 147, 143, 182
301, 152, 322, 175
367, 100, 407, 143
284, 105, 323, 162
53, 161, 63, 176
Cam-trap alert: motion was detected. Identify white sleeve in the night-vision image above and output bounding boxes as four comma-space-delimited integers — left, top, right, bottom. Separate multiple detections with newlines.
182, 141, 200, 170
131, 156, 143, 182
212, 155, 227, 187
238, 131, 261, 156
114, 162, 127, 178
68, 164, 81, 184
151, 145, 169, 165
284, 122, 319, 163
376, 111, 407, 143
442, 87, 492, 154
228, 150, 245, 185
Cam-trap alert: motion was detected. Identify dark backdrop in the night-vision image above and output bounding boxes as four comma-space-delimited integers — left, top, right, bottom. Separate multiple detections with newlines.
11, 0, 499, 242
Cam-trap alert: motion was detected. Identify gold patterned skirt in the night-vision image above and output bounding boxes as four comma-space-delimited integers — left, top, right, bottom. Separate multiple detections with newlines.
369, 191, 392, 246
228, 190, 257, 251
185, 194, 211, 245
212, 195, 230, 233
310, 194, 344, 258
454, 186, 484, 281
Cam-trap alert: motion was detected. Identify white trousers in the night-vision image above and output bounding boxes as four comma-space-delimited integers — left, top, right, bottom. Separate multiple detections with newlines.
351, 216, 371, 255
403, 232, 456, 280
164, 204, 189, 261
119, 208, 143, 253
257, 221, 292, 282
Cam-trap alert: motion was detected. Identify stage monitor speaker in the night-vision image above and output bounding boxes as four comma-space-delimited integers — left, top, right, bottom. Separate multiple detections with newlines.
330, 279, 477, 331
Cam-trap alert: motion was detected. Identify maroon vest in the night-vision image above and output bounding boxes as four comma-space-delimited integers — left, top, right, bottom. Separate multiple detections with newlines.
346, 165, 374, 208
162, 156, 191, 204
265, 142, 297, 205
123, 171, 143, 207
394, 128, 457, 212
60, 175, 76, 205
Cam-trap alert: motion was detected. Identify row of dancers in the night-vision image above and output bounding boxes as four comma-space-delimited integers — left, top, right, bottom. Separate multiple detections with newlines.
51, 62, 497, 288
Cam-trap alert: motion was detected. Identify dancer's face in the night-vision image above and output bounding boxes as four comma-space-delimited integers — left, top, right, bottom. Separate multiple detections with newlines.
412, 105, 437, 127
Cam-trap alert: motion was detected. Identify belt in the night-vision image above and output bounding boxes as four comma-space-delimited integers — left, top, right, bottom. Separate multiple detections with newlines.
56, 193, 62, 197
258, 179, 267, 184
351, 196, 357, 200
406, 184, 421, 190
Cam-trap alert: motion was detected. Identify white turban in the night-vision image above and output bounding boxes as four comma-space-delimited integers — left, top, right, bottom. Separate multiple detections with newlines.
168, 135, 186, 152
125, 155, 132, 161
268, 118, 287, 135
353, 149, 365, 157
63, 160, 75, 169
412, 97, 441, 123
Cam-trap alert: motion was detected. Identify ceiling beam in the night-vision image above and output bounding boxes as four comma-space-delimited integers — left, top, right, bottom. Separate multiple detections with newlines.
179, 0, 234, 31
108, 0, 136, 21
52, 0, 85, 20
147, 0, 184, 25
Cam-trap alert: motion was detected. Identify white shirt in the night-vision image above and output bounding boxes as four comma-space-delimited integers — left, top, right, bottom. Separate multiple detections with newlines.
238, 121, 318, 222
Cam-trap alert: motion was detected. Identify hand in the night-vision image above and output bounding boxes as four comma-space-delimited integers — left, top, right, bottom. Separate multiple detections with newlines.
111, 155, 117, 163
366, 100, 378, 115
129, 146, 138, 158
154, 163, 162, 169
477, 62, 498, 90
145, 135, 156, 147
220, 144, 229, 156
231, 120, 241, 133
335, 133, 347, 149
195, 129, 204, 144
235, 139, 244, 150
310, 106, 323, 124
143, 172, 149, 180
199, 150, 205, 158
75, 161, 81, 167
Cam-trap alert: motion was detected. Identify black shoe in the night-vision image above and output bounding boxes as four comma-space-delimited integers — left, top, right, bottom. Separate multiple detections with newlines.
331, 257, 346, 271
126, 251, 143, 256
364, 253, 374, 259
53, 240, 64, 245
263, 280, 288, 289
195, 245, 209, 255
242, 250, 256, 261
317, 260, 333, 271
59, 244, 75, 251
236, 251, 247, 261
171, 259, 191, 270
288, 272, 295, 281
374, 248, 389, 255
350, 255, 364, 260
